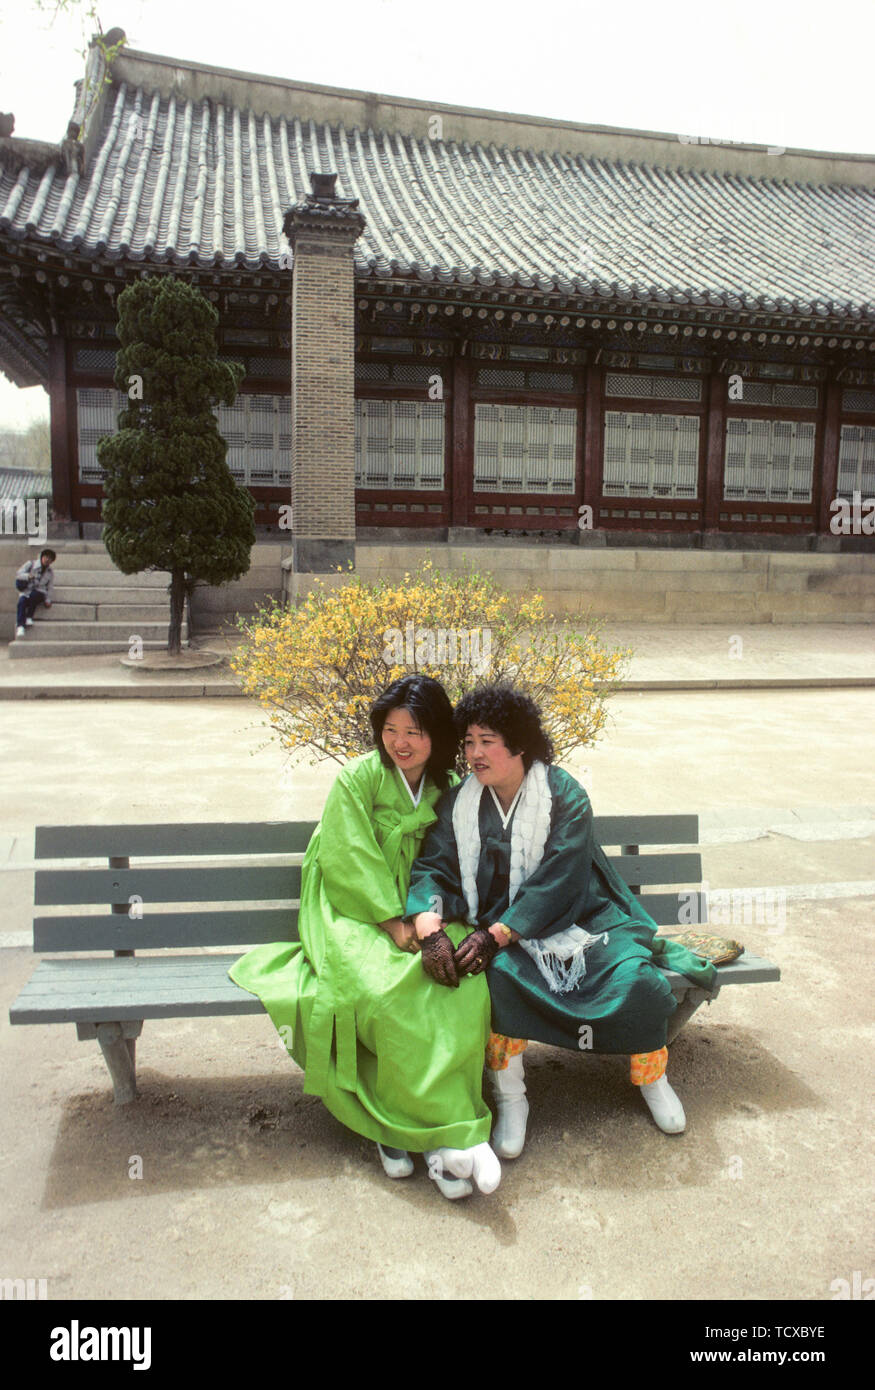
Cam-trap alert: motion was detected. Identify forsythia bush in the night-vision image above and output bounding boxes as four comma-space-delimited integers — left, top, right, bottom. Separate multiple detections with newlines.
231, 558, 630, 767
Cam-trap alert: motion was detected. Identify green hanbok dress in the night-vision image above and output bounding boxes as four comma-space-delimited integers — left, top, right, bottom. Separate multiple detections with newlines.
228, 750, 492, 1152
406, 765, 716, 1054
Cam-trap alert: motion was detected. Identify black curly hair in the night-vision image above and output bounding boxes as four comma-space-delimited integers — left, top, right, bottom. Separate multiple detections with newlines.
370, 675, 458, 790
454, 685, 554, 771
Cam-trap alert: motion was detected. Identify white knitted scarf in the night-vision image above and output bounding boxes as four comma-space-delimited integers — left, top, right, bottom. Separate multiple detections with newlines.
451, 760, 606, 993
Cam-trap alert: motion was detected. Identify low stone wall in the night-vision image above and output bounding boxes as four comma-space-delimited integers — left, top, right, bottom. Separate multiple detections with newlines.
190, 540, 290, 630
3, 537, 872, 635
284, 543, 875, 625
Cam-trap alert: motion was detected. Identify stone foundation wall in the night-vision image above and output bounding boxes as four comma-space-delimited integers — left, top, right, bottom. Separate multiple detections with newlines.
345, 544, 875, 624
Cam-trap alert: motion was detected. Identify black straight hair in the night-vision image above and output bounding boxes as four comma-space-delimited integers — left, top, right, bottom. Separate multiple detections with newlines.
370, 675, 458, 791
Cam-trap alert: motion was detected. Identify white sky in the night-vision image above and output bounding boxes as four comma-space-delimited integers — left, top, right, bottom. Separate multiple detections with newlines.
0, 0, 873, 430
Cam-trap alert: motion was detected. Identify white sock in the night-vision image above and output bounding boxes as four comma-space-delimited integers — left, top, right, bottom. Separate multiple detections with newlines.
639, 1074, 686, 1134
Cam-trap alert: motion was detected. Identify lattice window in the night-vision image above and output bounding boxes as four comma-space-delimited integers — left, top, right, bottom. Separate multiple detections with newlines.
737, 383, 775, 405
842, 389, 875, 413
355, 399, 445, 489
248, 357, 291, 379
773, 384, 818, 408
605, 373, 702, 402
529, 371, 575, 391
356, 362, 392, 381
215, 395, 292, 484
602, 411, 699, 498
723, 418, 815, 502
475, 369, 575, 392
78, 388, 292, 485
74, 348, 117, 372
837, 425, 875, 497
76, 388, 127, 481
477, 369, 526, 390
473, 404, 577, 493
736, 382, 819, 408
390, 364, 436, 385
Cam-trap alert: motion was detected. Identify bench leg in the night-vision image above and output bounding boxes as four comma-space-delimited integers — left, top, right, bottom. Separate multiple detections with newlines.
667, 988, 716, 1044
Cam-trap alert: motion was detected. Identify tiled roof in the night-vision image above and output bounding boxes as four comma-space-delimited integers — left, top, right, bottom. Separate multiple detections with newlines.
0, 467, 52, 502
1, 78, 874, 320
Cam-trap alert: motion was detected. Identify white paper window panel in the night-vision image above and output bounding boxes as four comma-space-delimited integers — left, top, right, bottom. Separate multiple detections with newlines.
355, 399, 445, 489
723, 418, 814, 501
837, 425, 875, 497
602, 411, 699, 498
78, 389, 292, 484
473, 404, 577, 493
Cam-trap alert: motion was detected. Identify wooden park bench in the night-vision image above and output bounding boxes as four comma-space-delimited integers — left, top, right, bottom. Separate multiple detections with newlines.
9, 816, 781, 1104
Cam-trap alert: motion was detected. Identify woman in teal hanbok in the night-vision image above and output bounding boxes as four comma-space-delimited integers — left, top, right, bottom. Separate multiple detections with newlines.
229, 675, 502, 1200
406, 686, 716, 1159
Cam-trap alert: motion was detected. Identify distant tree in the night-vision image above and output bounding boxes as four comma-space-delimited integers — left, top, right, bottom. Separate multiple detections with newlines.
0, 419, 50, 471
97, 274, 256, 655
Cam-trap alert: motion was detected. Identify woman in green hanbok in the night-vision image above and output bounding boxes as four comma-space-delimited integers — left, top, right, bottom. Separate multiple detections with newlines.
229, 675, 502, 1200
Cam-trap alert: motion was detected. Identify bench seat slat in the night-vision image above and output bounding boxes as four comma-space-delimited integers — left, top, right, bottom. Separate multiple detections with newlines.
9, 949, 780, 1026
9, 955, 261, 1023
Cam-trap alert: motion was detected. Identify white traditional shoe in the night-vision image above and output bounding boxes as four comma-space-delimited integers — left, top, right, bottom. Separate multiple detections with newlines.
488, 1054, 529, 1158
25, 618, 34, 627
424, 1150, 473, 1200
376, 1143, 414, 1178
640, 1074, 686, 1134
433, 1142, 502, 1194
15, 626, 26, 637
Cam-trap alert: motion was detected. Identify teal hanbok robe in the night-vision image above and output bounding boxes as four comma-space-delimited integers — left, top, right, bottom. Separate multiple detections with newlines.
229, 750, 492, 1152
406, 765, 715, 1054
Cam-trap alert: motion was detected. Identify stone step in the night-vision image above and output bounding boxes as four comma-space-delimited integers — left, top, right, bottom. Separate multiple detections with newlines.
9, 640, 174, 659
52, 571, 171, 589
28, 603, 173, 622
52, 586, 172, 603
20, 620, 186, 642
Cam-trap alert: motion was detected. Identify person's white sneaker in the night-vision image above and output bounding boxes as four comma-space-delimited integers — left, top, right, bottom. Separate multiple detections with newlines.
24, 617, 34, 627
15, 626, 26, 637
376, 1143, 414, 1179
424, 1151, 473, 1200
640, 1074, 686, 1133
488, 1054, 529, 1158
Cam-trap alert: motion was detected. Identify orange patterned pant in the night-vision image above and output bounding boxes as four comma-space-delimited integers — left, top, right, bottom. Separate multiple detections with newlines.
487, 1033, 668, 1085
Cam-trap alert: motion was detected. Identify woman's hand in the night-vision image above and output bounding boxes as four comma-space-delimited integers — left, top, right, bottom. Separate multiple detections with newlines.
453, 926, 500, 975
412, 910, 444, 940
420, 928, 459, 988
379, 917, 420, 953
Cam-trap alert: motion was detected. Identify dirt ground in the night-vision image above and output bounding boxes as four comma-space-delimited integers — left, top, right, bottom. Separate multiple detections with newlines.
0, 687, 873, 1301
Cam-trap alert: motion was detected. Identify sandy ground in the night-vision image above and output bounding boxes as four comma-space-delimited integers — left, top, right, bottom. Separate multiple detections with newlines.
0, 684, 873, 1301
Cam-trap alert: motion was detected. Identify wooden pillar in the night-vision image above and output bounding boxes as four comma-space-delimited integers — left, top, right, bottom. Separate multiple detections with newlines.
817, 380, 842, 537
283, 174, 365, 573
702, 370, 726, 537
48, 333, 73, 527
450, 354, 471, 528
582, 363, 602, 520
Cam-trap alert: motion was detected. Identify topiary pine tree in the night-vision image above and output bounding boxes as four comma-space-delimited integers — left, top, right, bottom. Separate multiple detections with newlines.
98, 274, 256, 655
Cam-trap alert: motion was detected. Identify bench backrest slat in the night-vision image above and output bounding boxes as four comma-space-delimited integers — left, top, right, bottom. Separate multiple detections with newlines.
34, 865, 301, 907
34, 816, 699, 859
34, 910, 301, 952
35, 823, 316, 858
31, 817, 703, 952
